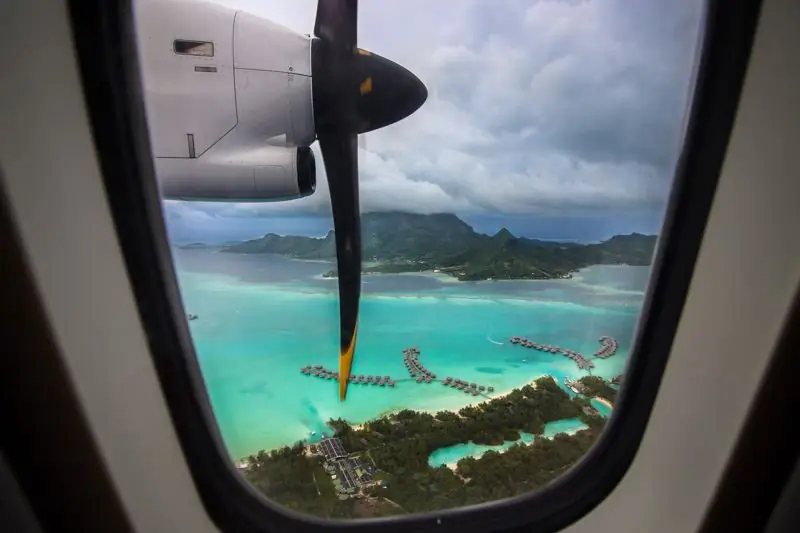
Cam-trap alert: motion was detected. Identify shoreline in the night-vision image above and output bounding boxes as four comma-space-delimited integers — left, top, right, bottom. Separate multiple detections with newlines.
317, 266, 648, 294
319, 268, 577, 283
592, 396, 614, 410
235, 375, 551, 462
233, 370, 620, 463
353, 375, 546, 428
431, 422, 589, 471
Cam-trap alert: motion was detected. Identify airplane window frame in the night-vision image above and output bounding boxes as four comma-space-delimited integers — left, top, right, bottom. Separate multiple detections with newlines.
65, 0, 764, 532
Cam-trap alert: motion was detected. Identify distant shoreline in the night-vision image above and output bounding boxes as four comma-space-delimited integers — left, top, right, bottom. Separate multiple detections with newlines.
322, 267, 581, 283
322, 267, 579, 282
320, 263, 645, 283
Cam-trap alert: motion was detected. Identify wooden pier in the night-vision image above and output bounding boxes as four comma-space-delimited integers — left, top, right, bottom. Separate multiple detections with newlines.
509, 336, 599, 370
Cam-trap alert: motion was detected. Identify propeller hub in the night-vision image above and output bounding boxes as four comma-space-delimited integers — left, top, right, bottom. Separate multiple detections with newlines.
311, 40, 428, 135
351, 48, 428, 134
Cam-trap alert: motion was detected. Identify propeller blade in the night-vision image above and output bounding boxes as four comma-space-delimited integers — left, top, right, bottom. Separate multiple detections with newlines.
318, 134, 361, 401
313, 0, 361, 402
314, 0, 357, 47
311, 0, 426, 401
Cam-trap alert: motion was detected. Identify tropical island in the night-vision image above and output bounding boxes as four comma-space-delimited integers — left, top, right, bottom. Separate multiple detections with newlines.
220, 212, 657, 281
241, 375, 616, 519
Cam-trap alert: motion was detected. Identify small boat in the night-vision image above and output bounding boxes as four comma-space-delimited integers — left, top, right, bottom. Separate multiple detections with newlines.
311, 431, 316, 436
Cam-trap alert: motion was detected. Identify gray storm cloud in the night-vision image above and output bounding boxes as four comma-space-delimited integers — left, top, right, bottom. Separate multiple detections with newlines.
161, 0, 705, 221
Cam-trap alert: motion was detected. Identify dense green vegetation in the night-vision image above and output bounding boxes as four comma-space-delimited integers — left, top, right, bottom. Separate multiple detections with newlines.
222, 212, 657, 281
241, 443, 398, 518
242, 444, 347, 517
332, 377, 583, 460
242, 376, 615, 518
578, 375, 618, 403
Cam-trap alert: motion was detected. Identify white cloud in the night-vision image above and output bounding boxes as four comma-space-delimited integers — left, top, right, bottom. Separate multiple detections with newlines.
158, 0, 705, 221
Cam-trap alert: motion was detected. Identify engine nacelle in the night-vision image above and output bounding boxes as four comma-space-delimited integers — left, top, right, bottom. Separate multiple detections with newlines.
156, 145, 316, 201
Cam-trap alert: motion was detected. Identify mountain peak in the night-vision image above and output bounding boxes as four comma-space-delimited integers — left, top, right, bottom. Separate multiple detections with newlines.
493, 228, 515, 241
222, 211, 659, 278
361, 211, 476, 238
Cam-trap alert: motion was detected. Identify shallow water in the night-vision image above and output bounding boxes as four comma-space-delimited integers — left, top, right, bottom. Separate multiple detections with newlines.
427, 418, 590, 467
171, 249, 647, 458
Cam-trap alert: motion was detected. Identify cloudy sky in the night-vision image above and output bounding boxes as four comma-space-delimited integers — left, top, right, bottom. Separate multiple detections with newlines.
159, 0, 706, 242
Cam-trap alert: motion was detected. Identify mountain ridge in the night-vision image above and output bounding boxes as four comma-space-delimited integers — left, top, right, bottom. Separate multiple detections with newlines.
221, 212, 657, 281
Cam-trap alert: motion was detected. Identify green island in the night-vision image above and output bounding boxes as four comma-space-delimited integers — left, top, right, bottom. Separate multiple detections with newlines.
571, 375, 618, 403
241, 375, 615, 519
221, 212, 657, 281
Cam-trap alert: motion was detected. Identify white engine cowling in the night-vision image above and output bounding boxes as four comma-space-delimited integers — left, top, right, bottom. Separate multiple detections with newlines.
134, 0, 317, 202
156, 145, 316, 201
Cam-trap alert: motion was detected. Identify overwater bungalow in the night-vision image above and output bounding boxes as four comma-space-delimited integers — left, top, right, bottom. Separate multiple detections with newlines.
510, 335, 600, 371
594, 336, 619, 358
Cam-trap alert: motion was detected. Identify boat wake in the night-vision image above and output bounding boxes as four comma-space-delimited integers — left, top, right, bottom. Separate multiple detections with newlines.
487, 336, 504, 346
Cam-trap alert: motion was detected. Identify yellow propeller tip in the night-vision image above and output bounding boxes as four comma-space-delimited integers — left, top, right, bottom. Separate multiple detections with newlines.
360, 77, 373, 95
339, 325, 358, 402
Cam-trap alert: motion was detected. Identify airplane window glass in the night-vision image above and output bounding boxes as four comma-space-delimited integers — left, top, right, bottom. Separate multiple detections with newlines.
133, 0, 706, 521
174, 39, 215, 56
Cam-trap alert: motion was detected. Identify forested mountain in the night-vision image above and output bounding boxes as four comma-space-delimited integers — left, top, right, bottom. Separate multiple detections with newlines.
222, 212, 657, 280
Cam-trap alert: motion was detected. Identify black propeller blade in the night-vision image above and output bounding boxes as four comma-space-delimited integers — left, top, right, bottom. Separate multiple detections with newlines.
311, 0, 428, 401
317, 134, 360, 402
313, 0, 361, 402
314, 0, 357, 45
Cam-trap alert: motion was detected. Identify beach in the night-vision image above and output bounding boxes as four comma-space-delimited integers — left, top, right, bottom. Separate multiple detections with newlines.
592, 396, 614, 410
350, 376, 546, 434
172, 248, 647, 459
